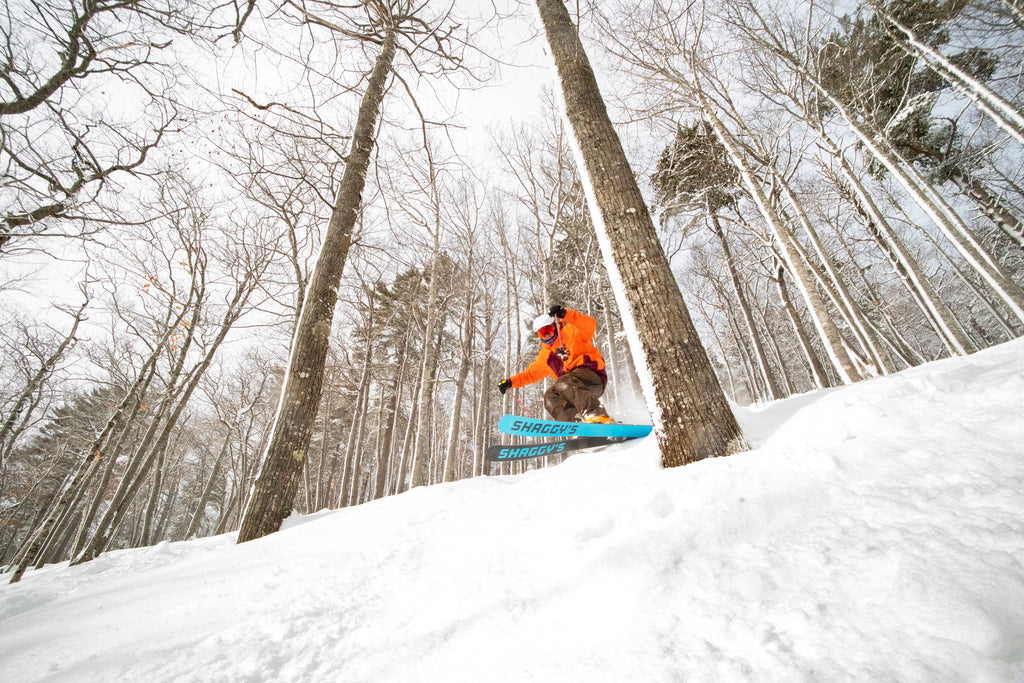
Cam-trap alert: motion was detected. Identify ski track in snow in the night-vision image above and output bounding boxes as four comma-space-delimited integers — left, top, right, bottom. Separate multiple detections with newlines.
1, 339, 1024, 682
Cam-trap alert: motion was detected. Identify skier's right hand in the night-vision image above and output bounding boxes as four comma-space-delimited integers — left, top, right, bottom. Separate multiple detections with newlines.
498, 378, 512, 395
548, 304, 567, 319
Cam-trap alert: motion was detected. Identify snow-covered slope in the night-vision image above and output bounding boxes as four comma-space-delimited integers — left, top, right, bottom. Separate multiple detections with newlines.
2, 339, 1024, 682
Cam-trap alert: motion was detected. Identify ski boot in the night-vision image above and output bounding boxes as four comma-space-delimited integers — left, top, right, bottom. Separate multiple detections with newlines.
581, 411, 615, 425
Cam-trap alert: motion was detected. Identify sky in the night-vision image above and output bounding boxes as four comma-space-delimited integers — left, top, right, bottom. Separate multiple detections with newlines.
2, 335, 1022, 682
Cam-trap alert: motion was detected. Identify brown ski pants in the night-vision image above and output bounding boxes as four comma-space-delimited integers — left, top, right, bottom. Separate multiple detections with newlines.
543, 367, 608, 422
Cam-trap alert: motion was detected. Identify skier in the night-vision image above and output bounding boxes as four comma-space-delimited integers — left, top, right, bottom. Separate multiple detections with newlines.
498, 305, 614, 424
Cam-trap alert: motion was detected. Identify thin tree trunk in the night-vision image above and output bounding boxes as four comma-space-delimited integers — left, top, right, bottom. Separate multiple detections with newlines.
358, 381, 386, 504
183, 427, 231, 539
698, 91, 863, 384
335, 379, 363, 507
313, 387, 331, 510
709, 209, 781, 398
0, 299, 87, 469
237, 29, 396, 543
68, 397, 150, 560
947, 167, 1024, 249
773, 263, 829, 389
917, 221, 1018, 341
473, 307, 495, 478
339, 302, 375, 507
393, 362, 423, 495
884, 12, 1024, 145
8, 311, 178, 583
599, 291, 620, 408
443, 298, 474, 483
818, 133, 974, 354
773, 176, 891, 375
755, 298, 794, 395
140, 445, 167, 547
793, 60, 1024, 324
374, 327, 409, 499
343, 341, 373, 507
999, 0, 1024, 29
410, 208, 443, 488
75, 276, 254, 564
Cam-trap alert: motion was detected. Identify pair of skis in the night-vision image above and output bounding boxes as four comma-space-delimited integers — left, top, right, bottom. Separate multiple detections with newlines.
485, 415, 652, 462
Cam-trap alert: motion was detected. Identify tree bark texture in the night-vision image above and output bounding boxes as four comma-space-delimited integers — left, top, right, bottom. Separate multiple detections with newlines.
534, 0, 748, 466
948, 168, 1024, 250
237, 29, 396, 543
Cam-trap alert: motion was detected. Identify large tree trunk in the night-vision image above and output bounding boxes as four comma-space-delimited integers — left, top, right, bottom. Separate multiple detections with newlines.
534, 0, 747, 466
237, 29, 396, 543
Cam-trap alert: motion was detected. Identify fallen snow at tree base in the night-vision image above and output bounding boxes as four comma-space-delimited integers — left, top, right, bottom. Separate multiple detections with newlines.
2, 339, 1024, 682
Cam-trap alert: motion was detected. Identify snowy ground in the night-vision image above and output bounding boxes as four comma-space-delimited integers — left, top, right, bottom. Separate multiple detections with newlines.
2, 339, 1024, 682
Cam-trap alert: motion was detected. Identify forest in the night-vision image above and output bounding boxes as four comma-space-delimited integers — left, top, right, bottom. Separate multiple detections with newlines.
1, 0, 1022, 579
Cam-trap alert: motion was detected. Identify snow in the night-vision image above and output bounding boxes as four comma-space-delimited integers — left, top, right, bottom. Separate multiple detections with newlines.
3, 339, 1024, 682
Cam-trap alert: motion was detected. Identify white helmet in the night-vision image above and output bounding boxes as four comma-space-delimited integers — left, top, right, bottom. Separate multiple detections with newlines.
532, 313, 554, 332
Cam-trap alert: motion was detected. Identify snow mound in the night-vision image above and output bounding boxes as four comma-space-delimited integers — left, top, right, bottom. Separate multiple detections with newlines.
2, 339, 1024, 682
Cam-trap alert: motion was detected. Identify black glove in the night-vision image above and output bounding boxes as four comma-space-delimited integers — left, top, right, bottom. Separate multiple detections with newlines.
548, 305, 567, 319
498, 378, 512, 395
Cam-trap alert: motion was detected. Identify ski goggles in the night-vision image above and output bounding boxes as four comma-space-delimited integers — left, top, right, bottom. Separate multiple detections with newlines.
537, 324, 557, 343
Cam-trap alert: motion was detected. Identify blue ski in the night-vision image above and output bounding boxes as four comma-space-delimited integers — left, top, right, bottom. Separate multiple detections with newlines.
498, 415, 653, 439
486, 435, 637, 461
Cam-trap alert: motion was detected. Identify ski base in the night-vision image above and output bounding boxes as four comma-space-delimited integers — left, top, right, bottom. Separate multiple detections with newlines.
498, 415, 652, 439
486, 435, 635, 462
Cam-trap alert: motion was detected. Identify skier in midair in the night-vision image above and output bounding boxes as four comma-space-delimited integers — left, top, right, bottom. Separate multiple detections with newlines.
498, 305, 614, 424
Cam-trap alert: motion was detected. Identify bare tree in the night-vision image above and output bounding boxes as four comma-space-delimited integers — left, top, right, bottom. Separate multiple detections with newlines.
442, 179, 484, 483
0, 291, 89, 471
0, 0, 204, 253
236, 11, 397, 541
238, 0, 463, 540
493, 100, 578, 304
725, 0, 1024, 327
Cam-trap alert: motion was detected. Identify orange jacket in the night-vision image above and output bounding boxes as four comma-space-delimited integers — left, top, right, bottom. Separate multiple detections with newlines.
510, 309, 607, 388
